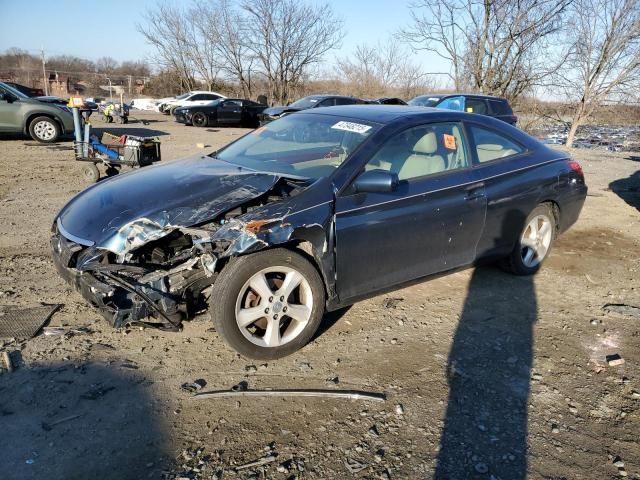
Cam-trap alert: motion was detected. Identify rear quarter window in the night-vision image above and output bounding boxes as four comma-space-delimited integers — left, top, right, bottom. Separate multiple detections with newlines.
470, 125, 524, 163
488, 100, 512, 115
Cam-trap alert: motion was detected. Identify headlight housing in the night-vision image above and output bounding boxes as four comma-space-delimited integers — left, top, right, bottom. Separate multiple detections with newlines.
55, 105, 73, 114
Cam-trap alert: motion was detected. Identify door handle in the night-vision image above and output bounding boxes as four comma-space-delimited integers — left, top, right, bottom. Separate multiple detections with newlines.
464, 181, 485, 201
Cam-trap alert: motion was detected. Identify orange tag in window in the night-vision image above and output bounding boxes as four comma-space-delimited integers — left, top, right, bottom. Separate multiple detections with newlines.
253, 126, 267, 135
443, 133, 456, 150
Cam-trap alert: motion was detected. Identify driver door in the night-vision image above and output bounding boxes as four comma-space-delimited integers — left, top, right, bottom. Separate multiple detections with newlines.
218, 100, 243, 124
0, 88, 21, 132
334, 122, 487, 300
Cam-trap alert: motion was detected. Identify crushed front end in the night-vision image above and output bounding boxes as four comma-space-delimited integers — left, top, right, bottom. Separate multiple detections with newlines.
50, 221, 220, 330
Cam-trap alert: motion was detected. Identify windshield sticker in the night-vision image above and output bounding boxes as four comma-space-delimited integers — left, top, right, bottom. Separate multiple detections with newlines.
443, 133, 456, 150
331, 121, 372, 134
252, 126, 267, 135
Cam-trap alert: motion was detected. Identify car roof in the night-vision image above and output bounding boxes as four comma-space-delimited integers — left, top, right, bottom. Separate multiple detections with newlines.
295, 104, 537, 146
303, 94, 359, 100
414, 93, 509, 101
296, 105, 448, 123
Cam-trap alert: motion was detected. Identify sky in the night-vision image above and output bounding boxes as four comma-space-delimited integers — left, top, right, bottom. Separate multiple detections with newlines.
0, 0, 449, 79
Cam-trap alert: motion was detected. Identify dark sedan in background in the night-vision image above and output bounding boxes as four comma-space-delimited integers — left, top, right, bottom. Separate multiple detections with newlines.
51, 106, 586, 359
259, 94, 364, 124
409, 93, 518, 125
174, 98, 267, 128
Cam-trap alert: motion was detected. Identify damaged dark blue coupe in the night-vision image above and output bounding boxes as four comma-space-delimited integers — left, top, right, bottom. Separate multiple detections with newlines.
51, 106, 587, 359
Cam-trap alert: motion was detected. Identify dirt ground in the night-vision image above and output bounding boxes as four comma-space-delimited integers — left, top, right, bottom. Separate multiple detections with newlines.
0, 111, 639, 480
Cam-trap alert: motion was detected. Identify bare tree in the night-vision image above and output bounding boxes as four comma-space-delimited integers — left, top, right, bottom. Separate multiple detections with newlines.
241, 0, 344, 104
194, 0, 256, 97
560, 0, 640, 146
137, 4, 197, 92
399, 0, 571, 102
337, 39, 429, 98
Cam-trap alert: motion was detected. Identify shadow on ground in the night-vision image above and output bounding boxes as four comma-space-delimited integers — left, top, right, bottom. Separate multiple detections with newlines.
609, 170, 640, 210
0, 361, 171, 480
436, 210, 536, 479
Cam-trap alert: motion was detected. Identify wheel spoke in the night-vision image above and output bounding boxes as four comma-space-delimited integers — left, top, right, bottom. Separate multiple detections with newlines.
264, 319, 281, 347
278, 271, 303, 300
521, 238, 537, 250
286, 303, 311, 324
248, 273, 273, 302
539, 221, 551, 238
537, 243, 548, 260
529, 219, 539, 237
237, 306, 265, 327
523, 247, 535, 265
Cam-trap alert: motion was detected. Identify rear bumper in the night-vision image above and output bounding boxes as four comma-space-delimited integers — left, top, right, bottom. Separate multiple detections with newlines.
558, 183, 587, 234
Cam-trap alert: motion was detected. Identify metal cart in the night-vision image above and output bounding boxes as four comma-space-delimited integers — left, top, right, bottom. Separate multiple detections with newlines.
70, 100, 161, 182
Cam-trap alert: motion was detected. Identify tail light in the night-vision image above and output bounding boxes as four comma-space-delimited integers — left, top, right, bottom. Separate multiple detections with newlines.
568, 160, 583, 176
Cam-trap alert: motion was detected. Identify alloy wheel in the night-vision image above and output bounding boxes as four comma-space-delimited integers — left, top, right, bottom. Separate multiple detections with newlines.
234, 266, 313, 348
33, 120, 56, 141
520, 214, 553, 268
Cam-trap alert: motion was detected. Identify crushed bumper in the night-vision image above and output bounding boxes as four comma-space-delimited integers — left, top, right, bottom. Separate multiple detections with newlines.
51, 232, 155, 328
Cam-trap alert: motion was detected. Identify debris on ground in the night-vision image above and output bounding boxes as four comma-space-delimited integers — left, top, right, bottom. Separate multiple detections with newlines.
0, 304, 62, 339
181, 379, 207, 393
3, 351, 14, 373
606, 354, 626, 367
193, 382, 386, 402
235, 454, 277, 471
603, 303, 640, 319
382, 297, 404, 309
41, 414, 82, 431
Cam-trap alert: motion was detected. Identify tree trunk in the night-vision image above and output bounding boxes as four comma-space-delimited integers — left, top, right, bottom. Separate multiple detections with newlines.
565, 101, 586, 147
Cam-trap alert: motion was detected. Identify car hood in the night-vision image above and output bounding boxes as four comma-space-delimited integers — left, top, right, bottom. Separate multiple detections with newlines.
263, 106, 303, 117
57, 155, 282, 253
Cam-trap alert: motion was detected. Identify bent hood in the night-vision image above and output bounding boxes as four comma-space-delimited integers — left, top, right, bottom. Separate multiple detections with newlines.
57, 155, 280, 253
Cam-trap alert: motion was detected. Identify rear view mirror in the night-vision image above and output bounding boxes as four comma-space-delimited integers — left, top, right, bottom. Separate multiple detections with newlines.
353, 169, 399, 193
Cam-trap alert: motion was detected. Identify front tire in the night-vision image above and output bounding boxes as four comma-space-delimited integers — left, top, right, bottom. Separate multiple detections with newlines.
29, 116, 60, 143
504, 203, 556, 275
210, 248, 325, 359
192, 112, 208, 128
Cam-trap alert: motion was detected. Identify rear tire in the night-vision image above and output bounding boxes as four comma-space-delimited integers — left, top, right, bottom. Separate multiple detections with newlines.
504, 203, 556, 275
192, 112, 208, 128
28, 116, 60, 143
210, 248, 325, 359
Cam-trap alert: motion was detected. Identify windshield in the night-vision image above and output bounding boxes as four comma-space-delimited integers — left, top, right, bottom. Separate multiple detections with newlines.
408, 95, 441, 107
175, 93, 190, 100
0, 82, 29, 99
215, 114, 378, 180
289, 96, 323, 109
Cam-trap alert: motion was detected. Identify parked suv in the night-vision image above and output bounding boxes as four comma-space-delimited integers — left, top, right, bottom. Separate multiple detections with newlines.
0, 82, 74, 143
408, 93, 517, 126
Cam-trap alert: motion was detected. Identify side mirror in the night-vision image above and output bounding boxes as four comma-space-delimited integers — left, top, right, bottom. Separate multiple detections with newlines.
353, 169, 399, 193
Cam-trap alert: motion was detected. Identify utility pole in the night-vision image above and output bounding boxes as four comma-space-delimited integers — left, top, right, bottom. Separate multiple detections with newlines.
41, 49, 48, 96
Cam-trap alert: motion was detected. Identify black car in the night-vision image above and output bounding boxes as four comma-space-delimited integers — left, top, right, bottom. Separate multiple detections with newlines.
366, 97, 407, 105
259, 95, 364, 124
51, 106, 586, 359
174, 98, 268, 128
409, 94, 518, 125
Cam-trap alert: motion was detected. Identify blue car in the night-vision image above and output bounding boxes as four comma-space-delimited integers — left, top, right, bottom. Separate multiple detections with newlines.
51, 106, 586, 358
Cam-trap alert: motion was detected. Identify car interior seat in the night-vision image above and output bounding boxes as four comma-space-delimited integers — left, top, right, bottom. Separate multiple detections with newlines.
395, 131, 445, 180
